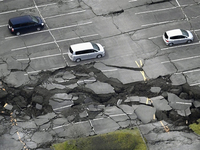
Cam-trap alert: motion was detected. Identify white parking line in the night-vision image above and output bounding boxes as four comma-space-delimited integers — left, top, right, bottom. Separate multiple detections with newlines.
161, 42, 200, 51
0, 24, 7, 28
183, 69, 200, 74
142, 20, 175, 27
0, 3, 57, 15
135, 7, 177, 15
129, 0, 137, 2
11, 41, 55, 51
44, 10, 86, 19
148, 35, 161, 39
17, 53, 62, 61
161, 55, 200, 64
24, 66, 65, 75
102, 69, 118, 72
49, 21, 92, 31
0, 10, 17, 15
53, 104, 73, 111
190, 83, 200, 86
11, 33, 99, 51
5, 21, 92, 40
176, 102, 192, 105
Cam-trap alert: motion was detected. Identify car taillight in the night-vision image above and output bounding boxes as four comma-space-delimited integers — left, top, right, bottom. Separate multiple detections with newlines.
11, 28, 14, 32
166, 39, 168, 43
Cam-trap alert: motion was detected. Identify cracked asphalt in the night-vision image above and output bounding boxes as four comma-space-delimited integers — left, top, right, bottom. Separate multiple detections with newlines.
1, 0, 200, 149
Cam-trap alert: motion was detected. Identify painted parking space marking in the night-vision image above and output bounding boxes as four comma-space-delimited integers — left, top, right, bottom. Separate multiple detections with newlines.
0, 24, 7, 28
190, 82, 200, 86
142, 20, 175, 27
44, 10, 86, 19
161, 42, 200, 51
5, 21, 92, 40
0, 3, 57, 15
135, 60, 148, 81
146, 98, 152, 104
11, 33, 99, 51
17, 53, 62, 61
49, 21, 92, 31
161, 55, 200, 64
176, 102, 192, 105
11, 41, 55, 51
160, 121, 169, 132
148, 35, 161, 39
174, 68, 200, 75
129, 0, 137, 2
135, 7, 177, 15
24, 66, 66, 75
53, 104, 73, 111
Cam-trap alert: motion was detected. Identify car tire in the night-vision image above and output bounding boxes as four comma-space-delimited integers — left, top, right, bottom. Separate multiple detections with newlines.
16, 32, 20, 36
97, 54, 102, 58
187, 40, 192, 44
168, 43, 173, 47
37, 27, 41, 31
75, 58, 81, 62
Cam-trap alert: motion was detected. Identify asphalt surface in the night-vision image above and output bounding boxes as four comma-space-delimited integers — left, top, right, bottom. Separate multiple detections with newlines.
1, 0, 200, 150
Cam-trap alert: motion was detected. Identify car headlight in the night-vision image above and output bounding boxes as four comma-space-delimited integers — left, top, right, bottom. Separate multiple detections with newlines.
41, 23, 44, 26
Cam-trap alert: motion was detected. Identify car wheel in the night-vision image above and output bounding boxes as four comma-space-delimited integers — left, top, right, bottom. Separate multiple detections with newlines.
97, 54, 102, 58
187, 40, 192, 44
75, 58, 81, 62
16, 32, 20, 36
37, 27, 41, 31
168, 43, 173, 47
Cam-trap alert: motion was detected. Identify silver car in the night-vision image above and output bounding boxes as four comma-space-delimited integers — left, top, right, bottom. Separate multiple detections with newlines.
68, 42, 105, 62
163, 29, 193, 46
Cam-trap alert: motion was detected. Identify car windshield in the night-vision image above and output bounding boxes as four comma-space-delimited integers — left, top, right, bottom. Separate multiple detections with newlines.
30, 16, 39, 23
92, 43, 100, 51
181, 29, 189, 37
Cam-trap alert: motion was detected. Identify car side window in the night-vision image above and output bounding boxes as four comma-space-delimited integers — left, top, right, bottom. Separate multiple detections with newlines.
29, 22, 36, 25
171, 36, 181, 39
76, 50, 88, 55
178, 35, 185, 39
75, 50, 95, 55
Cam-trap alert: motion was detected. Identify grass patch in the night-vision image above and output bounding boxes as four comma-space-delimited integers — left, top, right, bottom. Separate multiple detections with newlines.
189, 119, 200, 135
52, 128, 147, 150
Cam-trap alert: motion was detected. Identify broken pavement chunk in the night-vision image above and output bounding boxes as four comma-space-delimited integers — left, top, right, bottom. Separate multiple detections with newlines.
4, 103, 13, 110
85, 81, 115, 94
168, 93, 192, 110
135, 105, 156, 124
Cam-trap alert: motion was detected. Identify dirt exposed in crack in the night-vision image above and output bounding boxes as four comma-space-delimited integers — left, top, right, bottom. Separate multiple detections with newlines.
0, 64, 200, 127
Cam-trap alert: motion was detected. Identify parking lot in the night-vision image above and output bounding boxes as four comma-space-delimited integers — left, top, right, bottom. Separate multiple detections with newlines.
0, 0, 200, 86
1, 0, 200, 149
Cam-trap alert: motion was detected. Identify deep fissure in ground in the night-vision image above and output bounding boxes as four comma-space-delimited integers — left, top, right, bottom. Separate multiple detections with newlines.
0, 64, 200, 127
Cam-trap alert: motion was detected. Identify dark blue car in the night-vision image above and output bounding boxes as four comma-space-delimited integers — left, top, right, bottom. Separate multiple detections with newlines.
8, 15, 45, 35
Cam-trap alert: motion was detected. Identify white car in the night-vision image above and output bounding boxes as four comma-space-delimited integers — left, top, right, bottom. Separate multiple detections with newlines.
163, 29, 193, 46
68, 42, 105, 62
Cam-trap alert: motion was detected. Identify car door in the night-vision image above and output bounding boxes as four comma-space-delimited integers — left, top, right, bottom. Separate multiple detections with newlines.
176, 35, 187, 44
27, 22, 38, 32
87, 49, 97, 59
75, 50, 89, 61
170, 36, 179, 44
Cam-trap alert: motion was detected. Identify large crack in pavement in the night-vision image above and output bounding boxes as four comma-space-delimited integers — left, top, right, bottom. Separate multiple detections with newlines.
1, 62, 200, 149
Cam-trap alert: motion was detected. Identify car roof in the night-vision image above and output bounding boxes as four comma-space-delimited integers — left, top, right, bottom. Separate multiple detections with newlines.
9, 15, 32, 25
166, 29, 183, 37
70, 42, 93, 51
